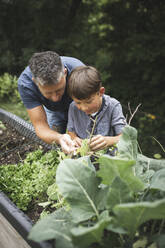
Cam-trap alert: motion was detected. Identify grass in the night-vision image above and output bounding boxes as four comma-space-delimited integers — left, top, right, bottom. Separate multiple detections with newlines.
0, 101, 29, 121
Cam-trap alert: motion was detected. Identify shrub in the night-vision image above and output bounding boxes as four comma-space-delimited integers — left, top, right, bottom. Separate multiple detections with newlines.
0, 73, 21, 103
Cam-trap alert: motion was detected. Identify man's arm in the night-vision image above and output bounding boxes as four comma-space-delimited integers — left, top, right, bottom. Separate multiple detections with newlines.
27, 106, 76, 153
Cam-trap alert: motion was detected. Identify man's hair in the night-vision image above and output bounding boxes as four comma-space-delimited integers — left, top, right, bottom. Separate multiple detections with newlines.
29, 51, 64, 86
68, 66, 102, 99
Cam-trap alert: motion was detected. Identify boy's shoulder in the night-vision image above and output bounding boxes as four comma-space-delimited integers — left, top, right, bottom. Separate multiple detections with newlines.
69, 101, 78, 111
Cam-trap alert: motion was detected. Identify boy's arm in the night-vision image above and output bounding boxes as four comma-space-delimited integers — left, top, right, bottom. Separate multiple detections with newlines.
89, 101, 126, 151
67, 131, 82, 147
89, 134, 121, 151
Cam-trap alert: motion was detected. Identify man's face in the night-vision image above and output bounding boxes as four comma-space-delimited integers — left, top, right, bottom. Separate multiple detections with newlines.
37, 75, 66, 102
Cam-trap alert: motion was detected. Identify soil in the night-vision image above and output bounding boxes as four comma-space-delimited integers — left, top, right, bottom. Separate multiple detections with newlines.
0, 121, 50, 222
0, 122, 44, 165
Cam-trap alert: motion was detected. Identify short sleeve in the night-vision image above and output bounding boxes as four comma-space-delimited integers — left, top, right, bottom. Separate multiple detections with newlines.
18, 83, 42, 109
67, 103, 76, 132
18, 66, 42, 109
111, 103, 126, 135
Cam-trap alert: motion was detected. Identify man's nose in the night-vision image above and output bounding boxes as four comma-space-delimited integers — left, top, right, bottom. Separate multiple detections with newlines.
51, 94, 59, 102
51, 94, 58, 102
51, 93, 59, 102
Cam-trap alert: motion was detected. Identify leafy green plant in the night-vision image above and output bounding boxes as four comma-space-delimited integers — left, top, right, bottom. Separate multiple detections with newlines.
0, 149, 59, 210
0, 121, 6, 130
0, 73, 22, 103
28, 125, 165, 248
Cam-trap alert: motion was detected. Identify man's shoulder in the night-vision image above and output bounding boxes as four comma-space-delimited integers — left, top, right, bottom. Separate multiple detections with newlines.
61, 56, 85, 74
61, 56, 84, 64
18, 66, 32, 85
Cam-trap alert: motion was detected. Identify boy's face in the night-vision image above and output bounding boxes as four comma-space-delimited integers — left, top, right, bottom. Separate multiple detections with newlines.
73, 87, 105, 115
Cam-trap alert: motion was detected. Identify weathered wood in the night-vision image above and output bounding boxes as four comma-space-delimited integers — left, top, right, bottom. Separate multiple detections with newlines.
0, 213, 31, 248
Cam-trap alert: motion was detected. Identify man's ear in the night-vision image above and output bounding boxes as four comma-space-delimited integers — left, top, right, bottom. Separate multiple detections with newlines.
32, 77, 36, 83
32, 77, 38, 85
64, 68, 67, 76
99, 87, 105, 96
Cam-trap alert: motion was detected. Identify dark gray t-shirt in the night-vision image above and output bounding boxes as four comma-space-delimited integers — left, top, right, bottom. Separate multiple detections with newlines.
67, 94, 126, 138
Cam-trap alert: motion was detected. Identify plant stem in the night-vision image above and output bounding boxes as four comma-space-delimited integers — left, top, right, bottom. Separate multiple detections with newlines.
150, 220, 156, 236
128, 103, 141, 125
89, 115, 98, 143
158, 219, 165, 235
151, 136, 165, 153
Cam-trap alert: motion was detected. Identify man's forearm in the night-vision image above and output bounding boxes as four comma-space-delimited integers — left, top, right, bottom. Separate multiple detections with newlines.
35, 124, 62, 144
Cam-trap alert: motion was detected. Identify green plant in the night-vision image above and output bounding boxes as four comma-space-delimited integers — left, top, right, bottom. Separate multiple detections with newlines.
0, 149, 60, 210
0, 73, 21, 103
28, 125, 165, 248
0, 121, 6, 130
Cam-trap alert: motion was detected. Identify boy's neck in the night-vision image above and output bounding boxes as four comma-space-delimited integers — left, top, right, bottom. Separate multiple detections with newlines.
90, 95, 105, 118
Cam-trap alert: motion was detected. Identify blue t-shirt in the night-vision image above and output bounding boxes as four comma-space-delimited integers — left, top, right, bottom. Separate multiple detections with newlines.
18, 56, 84, 112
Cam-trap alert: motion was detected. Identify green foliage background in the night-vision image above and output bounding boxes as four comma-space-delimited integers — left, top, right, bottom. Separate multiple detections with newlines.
0, 0, 164, 157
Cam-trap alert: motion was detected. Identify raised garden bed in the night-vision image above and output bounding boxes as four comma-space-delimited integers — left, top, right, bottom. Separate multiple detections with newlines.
0, 108, 53, 248
1, 108, 165, 248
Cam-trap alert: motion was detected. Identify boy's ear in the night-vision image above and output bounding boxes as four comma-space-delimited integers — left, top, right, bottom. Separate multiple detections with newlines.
99, 87, 105, 96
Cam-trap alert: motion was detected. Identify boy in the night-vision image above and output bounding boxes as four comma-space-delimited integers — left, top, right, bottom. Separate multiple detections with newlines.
67, 66, 126, 151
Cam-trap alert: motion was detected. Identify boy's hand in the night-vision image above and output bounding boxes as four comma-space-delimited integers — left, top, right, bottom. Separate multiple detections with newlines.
89, 135, 107, 151
73, 137, 82, 148
67, 131, 82, 149
89, 134, 121, 151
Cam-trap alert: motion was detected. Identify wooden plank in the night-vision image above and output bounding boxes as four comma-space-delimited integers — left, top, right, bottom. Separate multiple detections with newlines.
0, 213, 31, 248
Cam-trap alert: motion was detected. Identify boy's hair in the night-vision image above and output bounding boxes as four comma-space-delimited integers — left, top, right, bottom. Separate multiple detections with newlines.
68, 66, 102, 99
29, 51, 64, 86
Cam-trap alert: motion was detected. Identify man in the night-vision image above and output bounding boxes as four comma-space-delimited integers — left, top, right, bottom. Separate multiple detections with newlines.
18, 51, 85, 153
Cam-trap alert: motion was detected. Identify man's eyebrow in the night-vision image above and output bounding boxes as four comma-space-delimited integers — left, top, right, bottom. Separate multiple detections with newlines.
56, 88, 63, 92
45, 87, 63, 94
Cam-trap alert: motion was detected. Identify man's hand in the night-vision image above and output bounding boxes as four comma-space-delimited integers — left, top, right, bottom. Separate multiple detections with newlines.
59, 134, 76, 154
